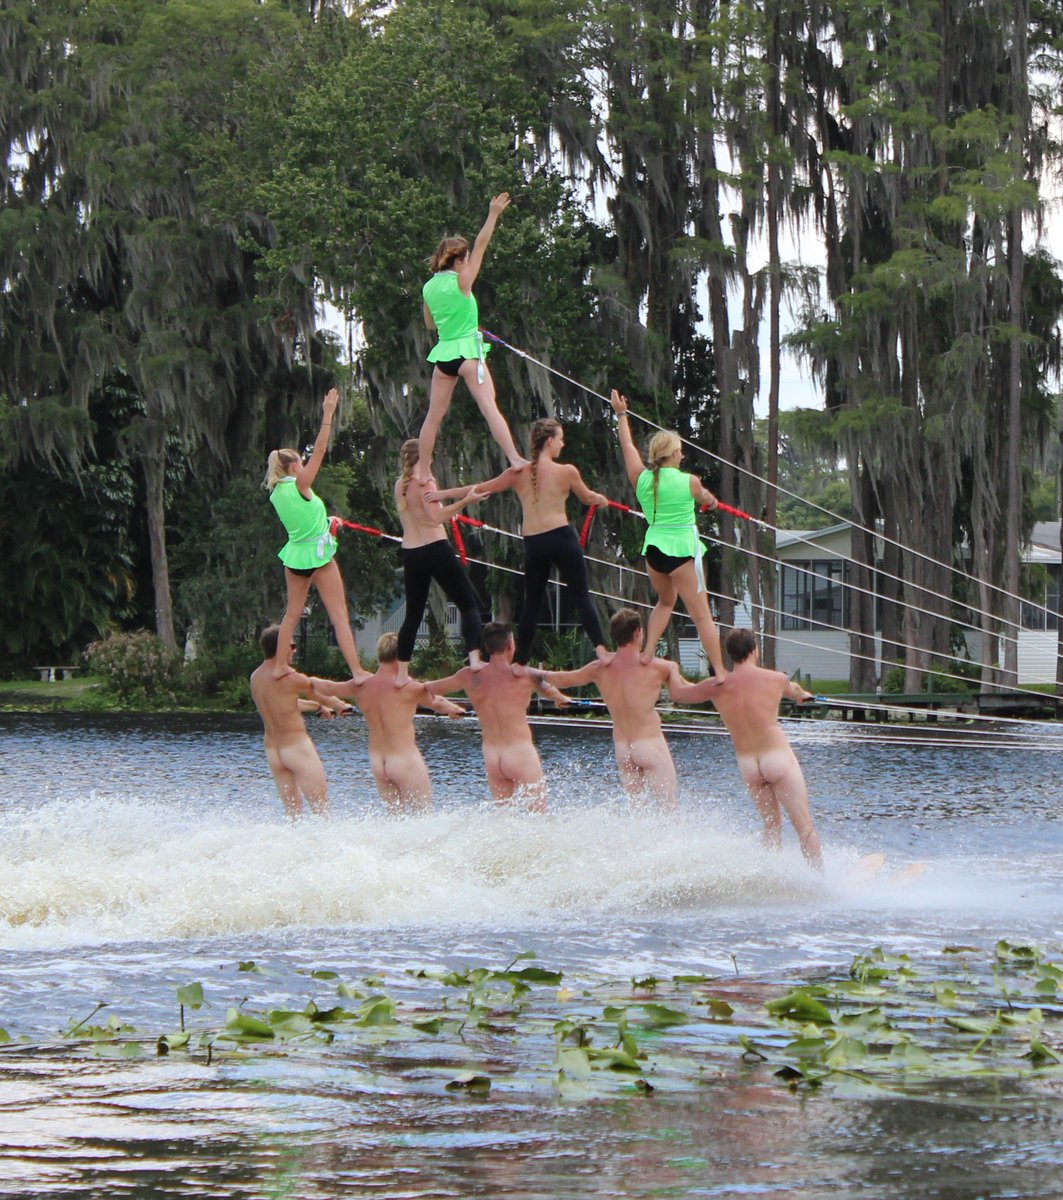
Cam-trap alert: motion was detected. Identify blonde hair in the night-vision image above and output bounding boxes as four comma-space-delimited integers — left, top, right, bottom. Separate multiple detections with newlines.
529, 418, 561, 498
397, 439, 420, 510
377, 632, 399, 663
264, 449, 300, 490
429, 236, 469, 273
646, 431, 681, 519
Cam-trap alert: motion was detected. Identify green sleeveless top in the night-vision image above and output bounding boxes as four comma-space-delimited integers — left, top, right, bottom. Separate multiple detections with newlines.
635, 467, 704, 559
269, 476, 336, 570
422, 271, 490, 363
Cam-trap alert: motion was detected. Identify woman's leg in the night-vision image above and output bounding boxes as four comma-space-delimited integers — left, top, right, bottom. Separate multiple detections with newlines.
515, 535, 553, 663
428, 541, 485, 666
273, 569, 315, 678
672, 564, 726, 676
642, 562, 678, 661
312, 559, 364, 677
397, 547, 434, 682
552, 527, 607, 653
456, 360, 526, 469
416, 368, 459, 481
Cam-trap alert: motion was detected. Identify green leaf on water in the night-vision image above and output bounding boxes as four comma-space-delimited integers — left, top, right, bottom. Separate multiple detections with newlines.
703, 997, 734, 1020
355, 996, 397, 1027
412, 1017, 444, 1035
0, 1028, 10, 1045
765, 990, 833, 1024
310, 970, 339, 981
738, 1035, 770, 1061
945, 1015, 998, 1035
444, 1071, 491, 1092
176, 982, 203, 1011
888, 1043, 934, 1070
640, 1003, 690, 1028
224, 1009, 275, 1039
157, 1032, 190, 1055
237, 961, 262, 973
1024, 1039, 1063, 1064
558, 1047, 593, 1078
499, 967, 563, 986
587, 1046, 642, 1071
673, 974, 712, 985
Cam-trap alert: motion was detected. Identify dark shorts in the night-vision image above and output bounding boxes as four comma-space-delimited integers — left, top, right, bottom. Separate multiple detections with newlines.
286, 565, 319, 578
645, 544, 693, 575
431, 357, 466, 378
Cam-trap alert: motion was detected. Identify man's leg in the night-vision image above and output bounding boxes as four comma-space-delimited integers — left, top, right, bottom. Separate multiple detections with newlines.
266, 743, 304, 819
635, 736, 678, 813
388, 751, 433, 814
281, 739, 329, 818
772, 755, 822, 870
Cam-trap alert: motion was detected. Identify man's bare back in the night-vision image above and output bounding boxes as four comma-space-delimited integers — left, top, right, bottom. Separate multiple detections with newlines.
251, 629, 337, 819
313, 635, 463, 812
538, 610, 678, 809
669, 629, 822, 867
427, 624, 562, 809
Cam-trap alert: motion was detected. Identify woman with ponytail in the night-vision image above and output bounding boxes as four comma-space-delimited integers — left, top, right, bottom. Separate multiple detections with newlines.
417, 192, 528, 482
473, 418, 611, 664
394, 440, 487, 687
264, 388, 364, 680
610, 390, 726, 678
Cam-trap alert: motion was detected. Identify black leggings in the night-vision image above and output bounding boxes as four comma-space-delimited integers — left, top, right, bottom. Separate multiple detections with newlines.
398, 540, 483, 662
515, 525, 604, 663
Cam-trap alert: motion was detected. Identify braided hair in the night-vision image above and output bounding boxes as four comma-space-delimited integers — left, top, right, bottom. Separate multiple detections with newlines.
645, 431, 682, 520
529, 419, 562, 498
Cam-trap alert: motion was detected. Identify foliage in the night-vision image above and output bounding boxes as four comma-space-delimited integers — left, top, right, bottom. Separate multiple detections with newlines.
85, 631, 182, 708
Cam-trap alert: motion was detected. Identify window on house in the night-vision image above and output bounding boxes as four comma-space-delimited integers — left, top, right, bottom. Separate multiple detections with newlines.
781, 560, 849, 631
1021, 563, 1060, 631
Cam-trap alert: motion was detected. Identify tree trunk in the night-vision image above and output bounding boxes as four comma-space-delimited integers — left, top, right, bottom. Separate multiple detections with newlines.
142, 422, 176, 651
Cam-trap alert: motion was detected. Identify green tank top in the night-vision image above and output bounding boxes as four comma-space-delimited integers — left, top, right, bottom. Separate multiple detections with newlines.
635, 467, 704, 559
269, 476, 336, 570
422, 271, 490, 363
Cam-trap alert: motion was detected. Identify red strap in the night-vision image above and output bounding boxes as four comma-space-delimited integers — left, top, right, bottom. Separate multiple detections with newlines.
334, 517, 386, 538
607, 498, 633, 514
454, 514, 485, 528
701, 499, 755, 522
579, 505, 598, 549
450, 517, 468, 565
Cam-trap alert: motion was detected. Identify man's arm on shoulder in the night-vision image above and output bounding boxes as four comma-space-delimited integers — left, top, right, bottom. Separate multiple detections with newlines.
424, 667, 471, 697
664, 661, 721, 704
527, 660, 600, 689
310, 674, 363, 700
783, 674, 815, 704
413, 681, 467, 717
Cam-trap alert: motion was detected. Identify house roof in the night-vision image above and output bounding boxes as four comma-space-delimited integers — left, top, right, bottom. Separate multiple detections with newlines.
775, 522, 854, 550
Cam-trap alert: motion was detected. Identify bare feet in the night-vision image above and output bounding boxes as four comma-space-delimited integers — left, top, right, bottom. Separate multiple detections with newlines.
469, 653, 488, 673
394, 665, 410, 689
272, 663, 295, 680
595, 645, 615, 665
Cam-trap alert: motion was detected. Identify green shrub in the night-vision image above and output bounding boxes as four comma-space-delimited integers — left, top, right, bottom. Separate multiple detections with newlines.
84, 631, 182, 708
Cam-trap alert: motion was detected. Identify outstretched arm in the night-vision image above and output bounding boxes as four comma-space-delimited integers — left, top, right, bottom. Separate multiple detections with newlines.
310, 674, 364, 701
424, 668, 472, 697
294, 389, 339, 492
610, 390, 645, 489
784, 677, 815, 703
689, 473, 720, 511
458, 192, 510, 294
526, 660, 601, 690
565, 464, 610, 509
664, 661, 721, 705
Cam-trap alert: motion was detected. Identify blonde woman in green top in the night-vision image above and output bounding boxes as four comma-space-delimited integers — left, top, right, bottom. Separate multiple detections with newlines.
417, 192, 528, 482
611, 389, 726, 678
264, 388, 365, 681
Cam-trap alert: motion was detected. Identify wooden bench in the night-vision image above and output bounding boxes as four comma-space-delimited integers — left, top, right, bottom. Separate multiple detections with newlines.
33, 666, 78, 682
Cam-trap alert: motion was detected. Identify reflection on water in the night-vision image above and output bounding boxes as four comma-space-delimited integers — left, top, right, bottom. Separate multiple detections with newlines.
2, 711, 1063, 1198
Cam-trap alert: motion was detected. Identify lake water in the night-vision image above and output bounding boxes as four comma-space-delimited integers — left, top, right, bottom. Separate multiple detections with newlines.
1, 709, 1062, 1199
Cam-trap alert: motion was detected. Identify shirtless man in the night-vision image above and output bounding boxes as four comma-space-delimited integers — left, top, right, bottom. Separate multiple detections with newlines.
531, 608, 678, 811
425, 622, 566, 811
668, 627, 822, 868
250, 625, 347, 819
470, 418, 610, 663
312, 632, 465, 813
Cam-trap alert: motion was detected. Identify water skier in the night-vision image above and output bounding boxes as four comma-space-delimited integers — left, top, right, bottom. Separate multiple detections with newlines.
312, 633, 465, 814
265, 388, 364, 680
425, 622, 567, 811
395, 439, 488, 688
250, 625, 347, 819
472, 417, 611, 663
417, 192, 528, 481
668, 627, 822, 868
531, 608, 679, 811
609, 389, 726, 678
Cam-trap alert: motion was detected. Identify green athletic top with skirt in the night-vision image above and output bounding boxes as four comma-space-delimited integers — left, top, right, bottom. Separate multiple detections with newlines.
422, 271, 490, 365
635, 466, 707, 589
270, 476, 336, 570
